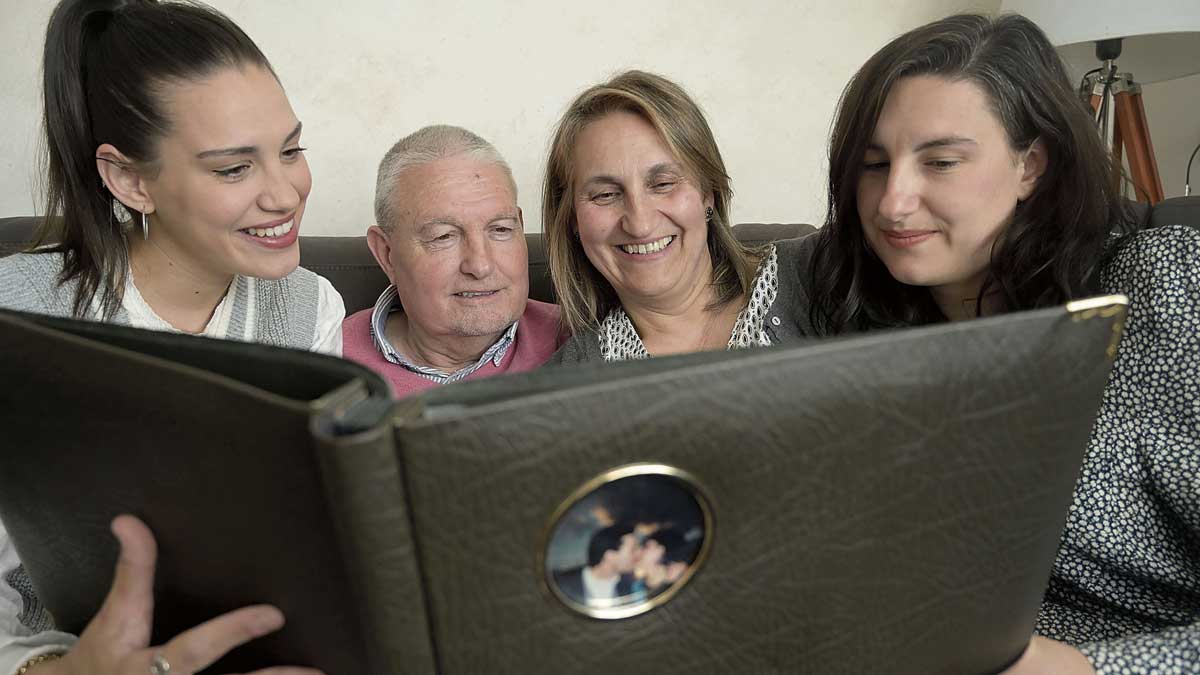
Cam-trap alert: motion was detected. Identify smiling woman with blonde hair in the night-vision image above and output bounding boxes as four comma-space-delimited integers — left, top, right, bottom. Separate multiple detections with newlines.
545, 70, 813, 363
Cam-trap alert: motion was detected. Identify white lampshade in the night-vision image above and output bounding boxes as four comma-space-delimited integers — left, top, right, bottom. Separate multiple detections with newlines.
1000, 0, 1200, 83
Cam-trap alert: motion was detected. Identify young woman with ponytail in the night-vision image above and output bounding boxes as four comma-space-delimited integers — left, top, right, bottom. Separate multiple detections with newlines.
0, 0, 343, 348
0, 2, 339, 673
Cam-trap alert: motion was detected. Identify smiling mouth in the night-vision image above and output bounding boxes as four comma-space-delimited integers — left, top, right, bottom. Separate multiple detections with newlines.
878, 230, 937, 251
883, 229, 935, 238
620, 235, 674, 255
242, 219, 294, 238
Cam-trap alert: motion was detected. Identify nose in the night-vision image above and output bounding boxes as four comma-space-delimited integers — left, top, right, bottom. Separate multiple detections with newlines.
460, 233, 495, 279
874, 163, 920, 224
620, 189, 655, 239
257, 161, 303, 214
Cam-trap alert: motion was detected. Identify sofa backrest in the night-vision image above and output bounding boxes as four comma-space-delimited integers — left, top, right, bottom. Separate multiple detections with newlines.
298, 223, 813, 314
0, 217, 814, 314
10, 196, 1198, 315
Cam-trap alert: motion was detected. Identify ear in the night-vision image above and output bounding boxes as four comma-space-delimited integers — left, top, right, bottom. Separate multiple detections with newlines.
515, 206, 525, 231
703, 192, 715, 210
366, 225, 399, 287
96, 144, 154, 215
1016, 138, 1048, 201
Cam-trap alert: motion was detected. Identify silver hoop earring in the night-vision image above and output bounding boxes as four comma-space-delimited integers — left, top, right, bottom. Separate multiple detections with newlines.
141, 212, 149, 240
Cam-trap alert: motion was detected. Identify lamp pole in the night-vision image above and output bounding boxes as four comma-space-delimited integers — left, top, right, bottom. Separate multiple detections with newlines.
1079, 38, 1165, 203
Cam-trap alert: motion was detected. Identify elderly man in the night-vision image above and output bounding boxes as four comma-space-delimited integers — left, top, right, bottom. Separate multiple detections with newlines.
342, 125, 562, 396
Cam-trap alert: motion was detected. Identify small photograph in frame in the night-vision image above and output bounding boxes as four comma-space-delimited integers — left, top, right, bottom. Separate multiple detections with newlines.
542, 463, 712, 619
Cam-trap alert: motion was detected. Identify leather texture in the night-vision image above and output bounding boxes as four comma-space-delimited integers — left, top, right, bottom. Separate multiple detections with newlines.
396, 301, 1126, 675
310, 416, 437, 675
0, 298, 1125, 674
0, 309, 399, 674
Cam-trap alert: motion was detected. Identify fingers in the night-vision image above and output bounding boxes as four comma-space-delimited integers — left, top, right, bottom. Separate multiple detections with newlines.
90, 515, 158, 647
160, 604, 286, 674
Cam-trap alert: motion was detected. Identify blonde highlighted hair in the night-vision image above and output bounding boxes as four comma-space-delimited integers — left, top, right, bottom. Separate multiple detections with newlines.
542, 70, 761, 334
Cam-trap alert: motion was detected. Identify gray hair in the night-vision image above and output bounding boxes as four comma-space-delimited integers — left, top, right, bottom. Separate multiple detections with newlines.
374, 124, 517, 231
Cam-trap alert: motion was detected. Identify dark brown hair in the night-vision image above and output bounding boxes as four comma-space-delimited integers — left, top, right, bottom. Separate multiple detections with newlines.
808, 13, 1134, 333
40, 0, 273, 317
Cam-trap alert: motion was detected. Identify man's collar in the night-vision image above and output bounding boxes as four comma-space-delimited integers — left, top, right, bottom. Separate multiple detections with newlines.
368, 285, 519, 384
581, 564, 620, 599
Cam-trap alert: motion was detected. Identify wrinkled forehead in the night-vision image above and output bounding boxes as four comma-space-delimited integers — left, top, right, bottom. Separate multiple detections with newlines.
392, 156, 520, 227
569, 110, 693, 186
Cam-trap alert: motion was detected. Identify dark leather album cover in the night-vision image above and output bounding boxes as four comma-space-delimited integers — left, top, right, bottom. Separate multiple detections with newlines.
0, 296, 1127, 674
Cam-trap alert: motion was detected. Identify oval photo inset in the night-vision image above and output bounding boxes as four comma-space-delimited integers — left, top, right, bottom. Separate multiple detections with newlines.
542, 464, 712, 619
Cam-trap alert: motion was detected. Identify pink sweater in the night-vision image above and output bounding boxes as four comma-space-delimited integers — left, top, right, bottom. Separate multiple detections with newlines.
341, 299, 563, 398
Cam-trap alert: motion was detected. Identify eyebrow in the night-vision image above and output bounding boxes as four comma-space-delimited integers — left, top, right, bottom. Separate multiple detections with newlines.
646, 162, 684, 176
195, 122, 303, 159
416, 211, 520, 233
416, 219, 461, 234
579, 162, 685, 189
866, 136, 977, 153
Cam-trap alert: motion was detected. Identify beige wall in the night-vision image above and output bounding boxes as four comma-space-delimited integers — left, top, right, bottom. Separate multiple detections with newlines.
1, 0, 1010, 235
1143, 73, 1200, 198
7, 2, 1195, 233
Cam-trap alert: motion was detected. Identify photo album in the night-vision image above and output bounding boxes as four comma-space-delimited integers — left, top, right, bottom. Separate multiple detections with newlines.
0, 297, 1126, 674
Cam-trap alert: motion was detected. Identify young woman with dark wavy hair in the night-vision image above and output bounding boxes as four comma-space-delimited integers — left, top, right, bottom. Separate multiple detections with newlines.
806, 13, 1198, 675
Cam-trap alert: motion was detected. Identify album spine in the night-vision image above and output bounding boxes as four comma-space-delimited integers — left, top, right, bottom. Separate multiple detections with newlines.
311, 407, 438, 675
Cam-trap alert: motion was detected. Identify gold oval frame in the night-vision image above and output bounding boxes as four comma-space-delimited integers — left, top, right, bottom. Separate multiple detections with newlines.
538, 462, 714, 620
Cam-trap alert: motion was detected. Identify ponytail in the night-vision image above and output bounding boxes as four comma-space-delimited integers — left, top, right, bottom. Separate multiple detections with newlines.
39, 0, 273, 318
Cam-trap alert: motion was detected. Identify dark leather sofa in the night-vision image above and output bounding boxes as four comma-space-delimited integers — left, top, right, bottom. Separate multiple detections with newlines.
6, 197, 1199, 315
0, 217, 814, 315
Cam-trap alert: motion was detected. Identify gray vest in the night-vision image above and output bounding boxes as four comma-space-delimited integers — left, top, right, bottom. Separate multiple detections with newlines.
0, 251, 322, 349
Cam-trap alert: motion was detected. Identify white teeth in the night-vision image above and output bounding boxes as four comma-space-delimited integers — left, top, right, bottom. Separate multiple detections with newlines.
621, 235, 674, 255
245, 220, 293, 238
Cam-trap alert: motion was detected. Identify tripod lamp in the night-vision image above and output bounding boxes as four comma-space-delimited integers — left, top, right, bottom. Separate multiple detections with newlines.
1000, 1, 1200, 203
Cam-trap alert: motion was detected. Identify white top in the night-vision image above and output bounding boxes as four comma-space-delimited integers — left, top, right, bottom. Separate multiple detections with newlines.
581, 565, 620, 601
120, 272, 344, 356
0, 525, 74, 674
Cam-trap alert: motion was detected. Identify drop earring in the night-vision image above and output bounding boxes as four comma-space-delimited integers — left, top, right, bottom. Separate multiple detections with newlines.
705, 206, 714, 224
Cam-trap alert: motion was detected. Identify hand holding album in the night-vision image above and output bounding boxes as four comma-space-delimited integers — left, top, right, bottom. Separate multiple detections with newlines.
997, 637, 1096, 675
31, 516, 321, 675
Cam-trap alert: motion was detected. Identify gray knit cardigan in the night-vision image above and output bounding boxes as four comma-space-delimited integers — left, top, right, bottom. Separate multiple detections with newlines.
0, 251, 323, 349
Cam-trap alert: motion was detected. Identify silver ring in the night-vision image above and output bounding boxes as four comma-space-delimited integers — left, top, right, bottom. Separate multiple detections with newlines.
150, 652, 171, 675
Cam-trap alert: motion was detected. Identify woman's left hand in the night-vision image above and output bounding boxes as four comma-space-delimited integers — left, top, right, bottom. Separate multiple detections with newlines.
1000, 636, 1095, 675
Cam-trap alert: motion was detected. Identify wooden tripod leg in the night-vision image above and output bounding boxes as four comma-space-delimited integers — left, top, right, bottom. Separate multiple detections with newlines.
1113, 90, 1165, 203
1111, 99, 1125, 193
1090, 92, 1124, 192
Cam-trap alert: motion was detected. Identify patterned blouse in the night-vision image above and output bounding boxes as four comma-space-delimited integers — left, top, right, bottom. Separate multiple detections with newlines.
1035, 225, 1200, 673
598, 245, 779, 362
